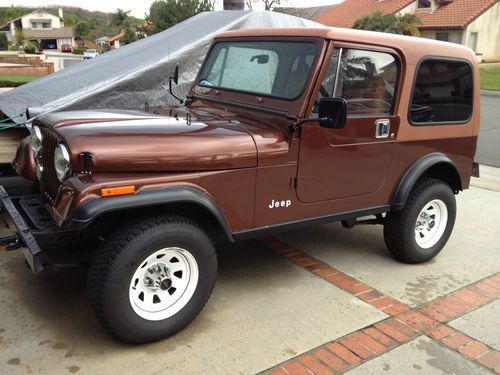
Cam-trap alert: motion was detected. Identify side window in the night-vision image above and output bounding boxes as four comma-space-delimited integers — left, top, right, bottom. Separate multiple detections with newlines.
410, 59, 473, 124
337, 49, 399, 116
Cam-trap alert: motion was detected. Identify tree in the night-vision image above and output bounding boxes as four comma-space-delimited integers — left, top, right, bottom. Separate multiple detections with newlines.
75, 21, 91, 39
146, 0, 214, 35
122, 25, 137, 44
353, 11, 421, 36
13, 28, 37, 53
396, 13, 422, 36
112, 8, 132, 30
263, 0, 281, 11
111, 8, 142, 44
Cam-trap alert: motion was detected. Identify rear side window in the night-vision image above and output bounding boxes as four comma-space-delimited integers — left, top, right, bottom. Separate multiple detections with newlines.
410, 59, 473, 125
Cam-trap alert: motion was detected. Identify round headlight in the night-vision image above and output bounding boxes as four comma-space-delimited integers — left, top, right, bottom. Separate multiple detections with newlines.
30, 126, 42, 155
54, 143, 71, 181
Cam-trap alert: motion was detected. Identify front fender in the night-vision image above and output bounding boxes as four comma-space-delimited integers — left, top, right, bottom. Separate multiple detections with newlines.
70, 186, 233, 240
13, 136, 37, 181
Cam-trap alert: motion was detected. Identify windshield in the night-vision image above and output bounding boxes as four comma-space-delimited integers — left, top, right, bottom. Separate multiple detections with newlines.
198, 41, 318, 100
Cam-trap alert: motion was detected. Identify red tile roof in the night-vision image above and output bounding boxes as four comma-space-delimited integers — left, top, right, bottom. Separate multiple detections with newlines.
315, 0, 499, 30
418, 0, 499, 29
315, 0, 415, 28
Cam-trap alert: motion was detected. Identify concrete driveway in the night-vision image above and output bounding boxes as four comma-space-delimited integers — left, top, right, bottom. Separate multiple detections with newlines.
0, 183, 499, 374
43, 51, 83, 72
477, 92, 500, 168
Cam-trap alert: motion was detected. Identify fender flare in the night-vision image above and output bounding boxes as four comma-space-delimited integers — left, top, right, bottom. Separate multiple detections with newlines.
70, 186, 234, 241
392, 152, 462, 210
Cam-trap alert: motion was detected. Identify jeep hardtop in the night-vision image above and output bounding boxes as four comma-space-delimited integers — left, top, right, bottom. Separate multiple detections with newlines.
0, 28, 480, 343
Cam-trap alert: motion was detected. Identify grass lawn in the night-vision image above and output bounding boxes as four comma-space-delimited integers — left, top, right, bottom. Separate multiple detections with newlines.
0, 74, 38, 87
480, 65, 500, 91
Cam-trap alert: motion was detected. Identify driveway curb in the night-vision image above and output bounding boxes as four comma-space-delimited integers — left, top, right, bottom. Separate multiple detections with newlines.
481, 90, 500, 97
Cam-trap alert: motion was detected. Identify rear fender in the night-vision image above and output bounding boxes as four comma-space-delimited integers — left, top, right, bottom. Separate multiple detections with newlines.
392, 153, 462, 210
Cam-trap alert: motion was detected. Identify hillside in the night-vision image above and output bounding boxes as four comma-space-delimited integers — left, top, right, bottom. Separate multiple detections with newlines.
0, 6, 144, 39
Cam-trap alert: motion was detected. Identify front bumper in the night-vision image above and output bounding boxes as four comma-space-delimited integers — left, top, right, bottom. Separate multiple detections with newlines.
0, 186, 43, 272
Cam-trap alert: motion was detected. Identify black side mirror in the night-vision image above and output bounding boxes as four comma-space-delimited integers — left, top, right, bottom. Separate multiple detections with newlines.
318, 97, 347, 129
168, 65, 183, 104
173, 65, 179, 85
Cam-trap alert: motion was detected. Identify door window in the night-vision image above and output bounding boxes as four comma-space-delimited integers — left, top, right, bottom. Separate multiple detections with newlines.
316, 48, 399, 115
338, 49, 399, 115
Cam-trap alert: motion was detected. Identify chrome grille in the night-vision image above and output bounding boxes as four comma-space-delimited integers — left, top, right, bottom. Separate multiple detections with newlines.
40, 127, 61, 201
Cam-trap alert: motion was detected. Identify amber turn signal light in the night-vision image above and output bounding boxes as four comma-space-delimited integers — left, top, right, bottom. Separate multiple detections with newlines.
101, 185, 136, 197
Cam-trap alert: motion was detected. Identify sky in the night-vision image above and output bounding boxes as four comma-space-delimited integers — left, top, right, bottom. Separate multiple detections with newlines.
0, 0, 341, 19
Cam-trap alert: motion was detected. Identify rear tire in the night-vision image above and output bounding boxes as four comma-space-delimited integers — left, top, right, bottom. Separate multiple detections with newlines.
87, 215, 217, 343
384, 178, 456, 263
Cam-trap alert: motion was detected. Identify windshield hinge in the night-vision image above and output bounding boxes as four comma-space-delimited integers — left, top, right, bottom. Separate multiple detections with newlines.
287, 114, 299, 134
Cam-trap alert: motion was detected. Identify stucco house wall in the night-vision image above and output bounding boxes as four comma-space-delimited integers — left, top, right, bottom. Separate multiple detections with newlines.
419, 30, 463, 44
21, 11, 61, 30
398, 0, 499, 62
464, 1, 500, 61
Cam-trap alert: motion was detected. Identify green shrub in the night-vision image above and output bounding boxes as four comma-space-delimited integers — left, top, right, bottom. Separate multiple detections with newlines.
0, 79, 30, 87
72, 46, 87, 54
0, 33, 8, 50
23, 44, 37, 54
0, 75, 38, 87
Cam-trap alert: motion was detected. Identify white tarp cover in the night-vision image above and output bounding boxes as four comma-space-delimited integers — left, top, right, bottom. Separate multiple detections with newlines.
0, 10, 324, 123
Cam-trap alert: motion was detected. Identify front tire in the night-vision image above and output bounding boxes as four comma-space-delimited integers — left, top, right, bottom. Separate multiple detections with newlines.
87, 215, 217, 343
384, 178, 456, 263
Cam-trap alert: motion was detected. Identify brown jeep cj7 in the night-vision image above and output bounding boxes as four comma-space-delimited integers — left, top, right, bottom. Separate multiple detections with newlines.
0, 28, 480, 343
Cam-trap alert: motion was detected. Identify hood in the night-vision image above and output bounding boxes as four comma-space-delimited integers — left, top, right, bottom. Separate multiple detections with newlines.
35, 109, 257, 172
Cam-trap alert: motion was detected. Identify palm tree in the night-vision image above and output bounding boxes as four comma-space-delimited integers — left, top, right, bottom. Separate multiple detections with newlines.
111, 9, 131, 31
353, 11, 421, 37
397, 14, 421, 36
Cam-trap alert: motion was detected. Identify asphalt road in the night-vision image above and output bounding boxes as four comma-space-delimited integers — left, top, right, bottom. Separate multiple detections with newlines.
476, 93, 500, 167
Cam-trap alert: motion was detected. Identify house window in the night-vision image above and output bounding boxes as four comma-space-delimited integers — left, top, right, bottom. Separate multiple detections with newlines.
417, 0, 432, 9
436, 33, 449, 42
31, 22, 51, 29
410, 59, 473, 124
468, 32, 478, 52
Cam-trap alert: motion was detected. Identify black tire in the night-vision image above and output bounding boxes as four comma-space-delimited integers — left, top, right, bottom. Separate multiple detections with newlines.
384, 177, 456, 263
87, 215, 217, 343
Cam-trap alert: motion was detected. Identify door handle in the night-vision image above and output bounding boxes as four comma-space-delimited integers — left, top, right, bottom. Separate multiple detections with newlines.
375, 119, 390, 139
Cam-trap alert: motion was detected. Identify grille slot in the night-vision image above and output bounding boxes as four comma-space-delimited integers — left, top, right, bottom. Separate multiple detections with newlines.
40, 127, 61, 201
